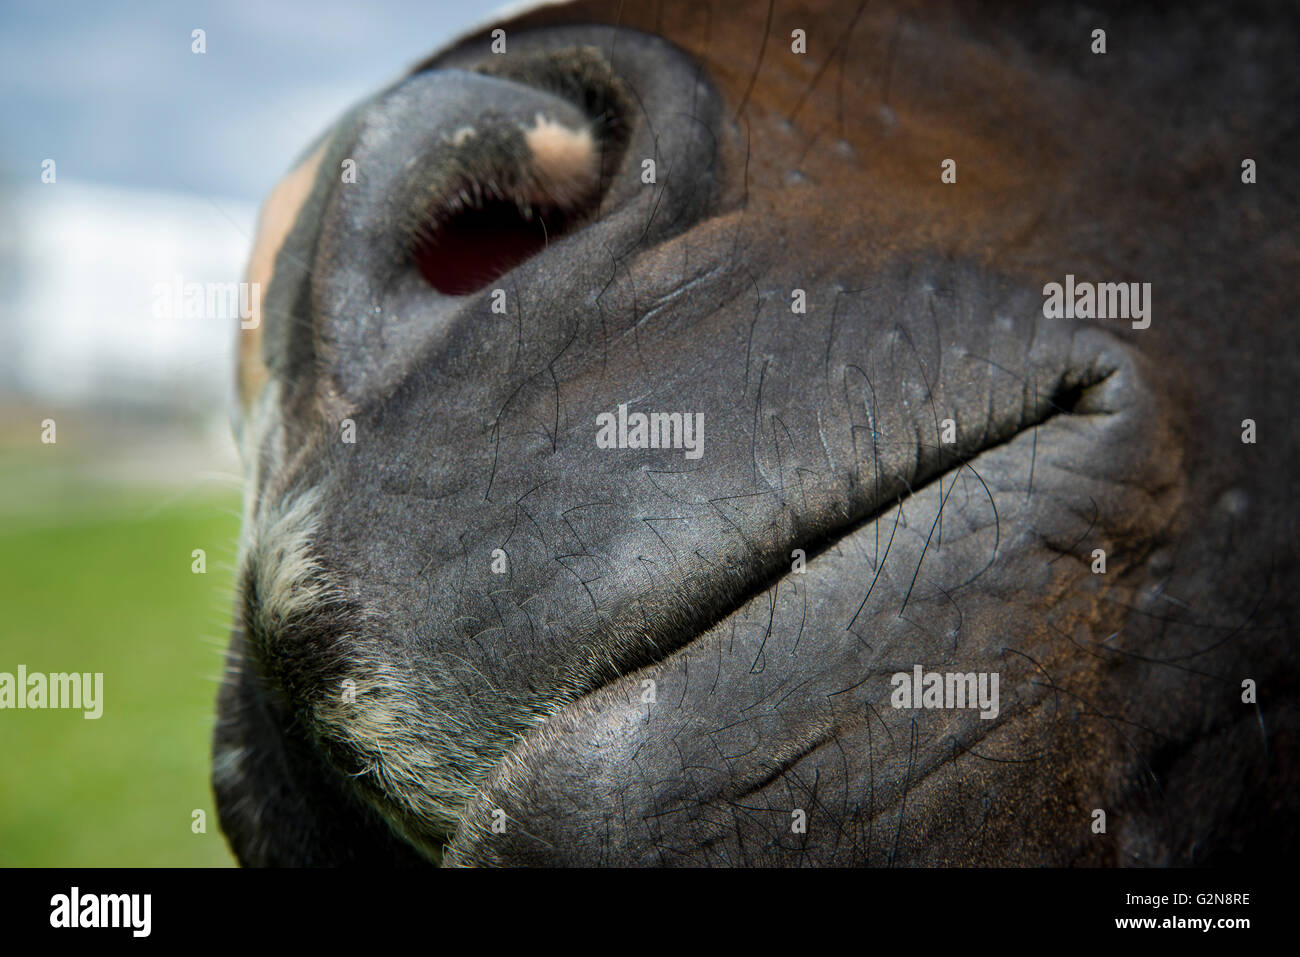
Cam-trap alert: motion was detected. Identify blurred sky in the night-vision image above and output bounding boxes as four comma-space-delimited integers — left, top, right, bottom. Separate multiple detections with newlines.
0, 0, 501, 201
0, 0, 503, 415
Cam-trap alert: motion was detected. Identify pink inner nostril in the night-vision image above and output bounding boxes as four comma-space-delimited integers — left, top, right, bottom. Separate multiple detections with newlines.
412, 199, 571, 296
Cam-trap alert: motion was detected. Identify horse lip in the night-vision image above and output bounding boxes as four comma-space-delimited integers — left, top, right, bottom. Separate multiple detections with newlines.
439, 339, 1170, 864
565, 362, 1119, 705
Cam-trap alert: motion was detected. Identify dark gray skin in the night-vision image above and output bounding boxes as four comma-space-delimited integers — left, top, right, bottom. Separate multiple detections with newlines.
213, 0, 1300, 866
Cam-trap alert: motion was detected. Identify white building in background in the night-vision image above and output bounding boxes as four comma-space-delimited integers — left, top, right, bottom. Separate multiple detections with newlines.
0, 179, 258, 418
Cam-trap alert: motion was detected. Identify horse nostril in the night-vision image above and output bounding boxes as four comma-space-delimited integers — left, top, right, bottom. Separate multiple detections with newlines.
412, 198, 573, 296
394, 46, 641, 296
307, 30, 722, 403
320, 58, 626, 297
408, 111, 605, 295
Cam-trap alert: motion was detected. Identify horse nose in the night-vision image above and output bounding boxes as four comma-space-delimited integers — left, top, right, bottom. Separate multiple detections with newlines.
306, 28, 731, 404
327, 66, 619, 299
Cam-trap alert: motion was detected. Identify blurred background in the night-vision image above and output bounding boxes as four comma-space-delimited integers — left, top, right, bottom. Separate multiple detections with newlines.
0, 0, 490, 866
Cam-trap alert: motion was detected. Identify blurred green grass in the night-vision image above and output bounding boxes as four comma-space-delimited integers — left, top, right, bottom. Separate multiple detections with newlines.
0, 446, 241, 866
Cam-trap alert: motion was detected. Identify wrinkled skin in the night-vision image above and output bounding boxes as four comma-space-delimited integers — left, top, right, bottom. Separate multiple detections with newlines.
213, 0, 1300, 866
